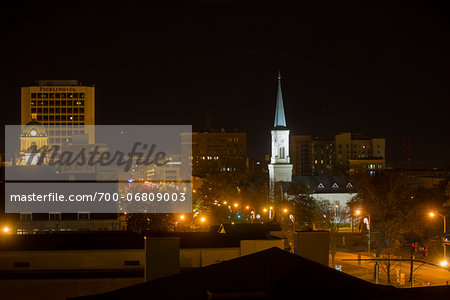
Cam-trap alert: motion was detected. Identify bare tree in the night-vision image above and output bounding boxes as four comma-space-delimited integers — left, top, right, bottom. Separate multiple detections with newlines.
354, 171, 418, 283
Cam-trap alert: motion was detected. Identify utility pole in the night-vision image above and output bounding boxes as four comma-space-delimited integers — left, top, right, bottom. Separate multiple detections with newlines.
444, 215, 447, 260
368, 214, 371, 255
409, 252, 414, 288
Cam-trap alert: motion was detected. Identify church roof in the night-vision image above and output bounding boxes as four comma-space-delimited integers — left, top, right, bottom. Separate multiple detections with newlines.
289, 176, 355, 193
274, 72, 287, 128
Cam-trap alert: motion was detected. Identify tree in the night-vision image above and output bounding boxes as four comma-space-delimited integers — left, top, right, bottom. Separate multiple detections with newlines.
126, 213, 174, 233
286, 181, 318, 229
354, 171, 419, 283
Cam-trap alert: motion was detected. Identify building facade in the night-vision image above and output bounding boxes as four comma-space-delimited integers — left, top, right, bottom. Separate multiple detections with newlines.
7, 81, 120, 234
21, 80, 95, 146
181, 130, 247, 177
290, 132, 385, 176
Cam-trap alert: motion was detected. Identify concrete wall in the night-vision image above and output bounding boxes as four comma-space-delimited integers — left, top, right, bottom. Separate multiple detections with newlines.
0, 249, 144, 271
145, 237, 179, 281
0, 239, 283, 271
294, 231, 329, 266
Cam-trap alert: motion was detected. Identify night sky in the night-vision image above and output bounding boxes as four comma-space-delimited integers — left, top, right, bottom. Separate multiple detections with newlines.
1, 1, 449, 168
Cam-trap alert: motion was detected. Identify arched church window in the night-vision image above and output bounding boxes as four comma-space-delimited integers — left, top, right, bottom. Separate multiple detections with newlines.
279, 147, 285, 159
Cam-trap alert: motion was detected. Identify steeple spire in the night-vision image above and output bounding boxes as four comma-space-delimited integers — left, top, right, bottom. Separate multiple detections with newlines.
274, 71, 287, 128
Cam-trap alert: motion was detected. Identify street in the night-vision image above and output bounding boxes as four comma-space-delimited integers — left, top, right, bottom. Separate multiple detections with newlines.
333, 251, 450, 287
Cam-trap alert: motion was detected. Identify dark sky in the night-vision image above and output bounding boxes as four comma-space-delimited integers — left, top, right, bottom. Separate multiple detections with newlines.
1, 0, 449, 168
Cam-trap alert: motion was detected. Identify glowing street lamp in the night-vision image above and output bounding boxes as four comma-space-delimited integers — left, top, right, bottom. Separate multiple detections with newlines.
3, 227, 9, 233
428, 211, 447, 261
355, 208, 371, 254
180, 215, 185, 220
200, 217, 206, 223
234, 203, 239, 208
440, 260, 448, 267
263, 208, 267, 213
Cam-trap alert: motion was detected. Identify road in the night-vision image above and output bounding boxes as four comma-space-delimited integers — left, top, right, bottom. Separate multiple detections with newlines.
333, 251, 450, 287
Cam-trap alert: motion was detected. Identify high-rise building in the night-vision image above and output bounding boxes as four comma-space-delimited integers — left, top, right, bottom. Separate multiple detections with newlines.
290, 135, 313, 176
312, 138, 335, 176
181, 129, 247, 177
335, 132, 385, 174
268, 73, 292, 197
290, 132, 385, 175
21, 80, 95, 146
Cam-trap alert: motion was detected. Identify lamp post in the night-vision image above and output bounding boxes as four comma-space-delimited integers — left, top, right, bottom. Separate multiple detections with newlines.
356, 209, 371, 254
429, 211, 447, 263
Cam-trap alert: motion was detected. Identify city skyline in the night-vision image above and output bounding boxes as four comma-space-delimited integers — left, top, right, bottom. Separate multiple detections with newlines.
1, 1, 448, 169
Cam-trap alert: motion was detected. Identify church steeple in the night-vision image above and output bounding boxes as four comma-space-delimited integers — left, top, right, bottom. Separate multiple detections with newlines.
268, 71, 292, 199
274, 72, 287, 128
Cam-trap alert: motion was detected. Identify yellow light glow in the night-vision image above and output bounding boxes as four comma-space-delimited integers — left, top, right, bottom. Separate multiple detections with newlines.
223, 201, 227, 205
283, 208, 288, 213
439, 260, 448, 267
234, 203, 238, 208
355, 210, 361, 215
200, 217, 206, 223
263, 208, 267, 212
3, 227, 9, 233
269, 206, 273, 210
429, 212, 435, 217
245, 206, 250, 210
180, 215, 185, 220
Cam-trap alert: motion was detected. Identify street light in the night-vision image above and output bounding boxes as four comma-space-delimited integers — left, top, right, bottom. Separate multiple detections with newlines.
3, 227, 9, 233
355, 208, 371, 254
180, 215, 185, 220
282, 208, 295, 234
234, 203, 239, 208
200, 217, 206, 223
439, 260, 448, 267
428, 211, 447, 261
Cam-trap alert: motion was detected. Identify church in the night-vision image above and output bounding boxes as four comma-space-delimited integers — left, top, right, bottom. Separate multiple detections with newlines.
267, 74, 356, 218
268, 73, 293, 198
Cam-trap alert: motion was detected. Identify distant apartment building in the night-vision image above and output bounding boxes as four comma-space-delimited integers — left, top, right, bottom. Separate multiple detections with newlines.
181, 129, 247, 177
21, 80, 95, 146
290, 135, 313, 176
290, 132, 385, 176
335, 132, 385, 175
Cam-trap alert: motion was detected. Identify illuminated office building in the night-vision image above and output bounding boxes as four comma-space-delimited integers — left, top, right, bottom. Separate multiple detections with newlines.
21, 80, 95, 146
